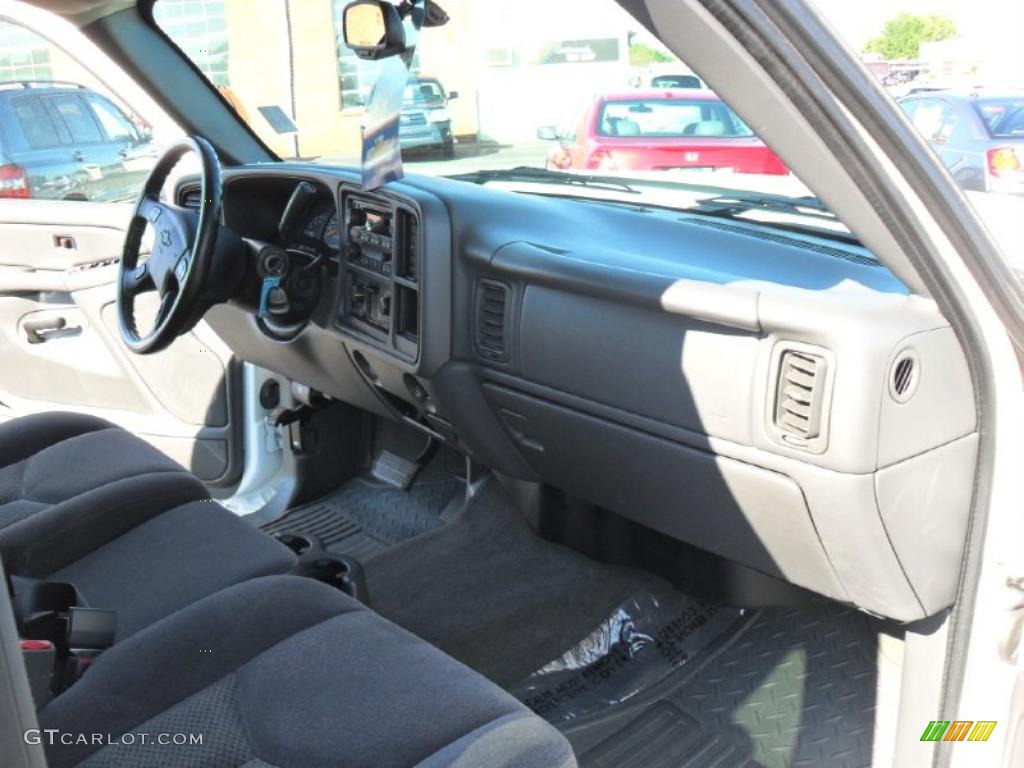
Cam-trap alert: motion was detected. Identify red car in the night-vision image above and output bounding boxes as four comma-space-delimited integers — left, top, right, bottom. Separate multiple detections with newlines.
539, 90, 788, 175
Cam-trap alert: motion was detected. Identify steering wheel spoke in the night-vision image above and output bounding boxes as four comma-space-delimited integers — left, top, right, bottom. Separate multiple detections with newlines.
121, 261, 154, 298
155, 286, 176, 327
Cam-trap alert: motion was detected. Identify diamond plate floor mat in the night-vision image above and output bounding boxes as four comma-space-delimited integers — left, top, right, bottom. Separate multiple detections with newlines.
561, 602, 884, 768
507, 580, 749, 723
261, 475, 464, 559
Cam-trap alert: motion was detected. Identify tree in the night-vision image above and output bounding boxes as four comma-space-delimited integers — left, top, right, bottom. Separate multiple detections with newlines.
864, 13, 957, 60
629, 42, 673, 67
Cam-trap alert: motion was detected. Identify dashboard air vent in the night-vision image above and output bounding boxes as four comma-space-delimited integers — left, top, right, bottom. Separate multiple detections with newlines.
684, 217, 879, 267
397, 209, 418, 281
775, 350, 827, 440
476, 280, 510, 362
180, 186, 202, 212
889, 350, 919, 403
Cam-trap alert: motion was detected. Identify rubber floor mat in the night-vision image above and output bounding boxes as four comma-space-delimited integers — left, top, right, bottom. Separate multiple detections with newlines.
579, 702, 748, 768
262, 475, 463, 558
566, 602, 883, 768
507, 580, 748, 724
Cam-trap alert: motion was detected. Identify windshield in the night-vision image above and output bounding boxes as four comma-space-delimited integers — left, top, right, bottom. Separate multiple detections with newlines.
404, 80, 446, 107
651, 74, 702, 89
151, 0, 847, 235
598, 98, 753, 138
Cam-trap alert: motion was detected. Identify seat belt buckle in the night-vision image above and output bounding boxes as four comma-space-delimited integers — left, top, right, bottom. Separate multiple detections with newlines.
20, 639, 56, 707
12, 582, 118, 695
51, 607, 116, 695
65, 607, 117, 650
58, 647, 104, 692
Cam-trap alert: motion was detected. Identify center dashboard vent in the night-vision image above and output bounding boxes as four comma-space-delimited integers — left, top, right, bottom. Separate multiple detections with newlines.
179, 186, 202, 212
774, 349, 828, 443
475, 280, 510, 363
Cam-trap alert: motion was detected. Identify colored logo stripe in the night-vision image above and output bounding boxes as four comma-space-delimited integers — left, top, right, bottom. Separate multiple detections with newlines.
944, 721, 973, 741
920, 721, 996, 742
968, 722, 997, 742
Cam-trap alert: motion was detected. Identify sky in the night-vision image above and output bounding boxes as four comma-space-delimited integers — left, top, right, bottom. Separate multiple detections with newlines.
614, 0, 1022, 65
810, 0, 1020, 50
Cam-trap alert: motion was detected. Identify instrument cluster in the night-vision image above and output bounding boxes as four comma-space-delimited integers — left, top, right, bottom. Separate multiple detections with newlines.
301, 207, 340, 252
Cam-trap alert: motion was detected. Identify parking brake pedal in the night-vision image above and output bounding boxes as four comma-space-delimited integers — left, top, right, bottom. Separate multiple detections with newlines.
371, 450, 420, 490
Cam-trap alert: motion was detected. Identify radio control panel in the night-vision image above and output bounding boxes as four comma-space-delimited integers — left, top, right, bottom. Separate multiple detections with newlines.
337, 189, 420, 361
345, 197, 395, 275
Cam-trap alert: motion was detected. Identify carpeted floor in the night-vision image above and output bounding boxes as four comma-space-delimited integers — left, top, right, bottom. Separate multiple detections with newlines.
364, 478, 669, 687
264, 463, 884, 767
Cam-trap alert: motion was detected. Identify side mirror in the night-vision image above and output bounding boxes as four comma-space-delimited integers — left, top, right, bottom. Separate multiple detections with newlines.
446, 90, 459, 101
342, 0, 406, 60
128, 115, 153, 144
536, 125, 559, 141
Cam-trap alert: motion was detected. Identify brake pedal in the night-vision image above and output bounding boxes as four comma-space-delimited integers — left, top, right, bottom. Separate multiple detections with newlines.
371, 450, 420, 490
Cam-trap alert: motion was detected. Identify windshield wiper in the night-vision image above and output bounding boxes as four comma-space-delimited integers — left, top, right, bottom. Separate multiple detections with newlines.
685, 192, 860, 244
446, 166, 639, 194
691, 192, 838, 222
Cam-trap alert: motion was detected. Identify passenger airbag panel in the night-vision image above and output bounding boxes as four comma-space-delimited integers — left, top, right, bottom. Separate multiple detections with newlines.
519, 286, 758, 445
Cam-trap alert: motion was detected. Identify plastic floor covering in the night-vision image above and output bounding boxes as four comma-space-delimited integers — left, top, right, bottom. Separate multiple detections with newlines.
261, 474, 463, 558
557, 602, 883, 768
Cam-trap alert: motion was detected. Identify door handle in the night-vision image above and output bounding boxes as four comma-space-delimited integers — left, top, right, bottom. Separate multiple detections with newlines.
23, 317, 81, 344
71, 151, 86, 162
118, 148, 130, 159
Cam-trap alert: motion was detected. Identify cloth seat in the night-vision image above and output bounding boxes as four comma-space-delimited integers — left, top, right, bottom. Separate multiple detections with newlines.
39, 575, 577, 768
1, 412, 296, 640
0, 411, 209, 576
46, 501, 296, 640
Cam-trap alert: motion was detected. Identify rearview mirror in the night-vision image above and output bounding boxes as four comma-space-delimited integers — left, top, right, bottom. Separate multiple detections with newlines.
536, 126, 559, 141
446, 90, 459, 100
343, 0, 406, 60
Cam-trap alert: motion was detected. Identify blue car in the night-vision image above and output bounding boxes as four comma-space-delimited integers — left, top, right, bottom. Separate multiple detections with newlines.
0, 80, 156, 201
899, 90, 1024, 196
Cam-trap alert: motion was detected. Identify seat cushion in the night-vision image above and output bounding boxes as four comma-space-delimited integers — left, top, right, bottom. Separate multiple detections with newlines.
0, 412, 208, 575
1, 411, 296, 641
40, 576, 575, 768
51, 502, 297, 640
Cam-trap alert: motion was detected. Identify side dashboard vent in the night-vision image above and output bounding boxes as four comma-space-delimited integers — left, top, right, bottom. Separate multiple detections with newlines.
774, 349, 827, 441
889, 350, 919, 403
179, 186, 202, 212
475, 280, 510, 362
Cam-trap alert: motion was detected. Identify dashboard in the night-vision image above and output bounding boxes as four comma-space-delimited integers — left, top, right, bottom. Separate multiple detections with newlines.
179, 165, 977, 624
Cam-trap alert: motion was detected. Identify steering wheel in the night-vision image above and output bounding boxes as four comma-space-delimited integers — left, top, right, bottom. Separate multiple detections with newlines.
117, 136, 222, 355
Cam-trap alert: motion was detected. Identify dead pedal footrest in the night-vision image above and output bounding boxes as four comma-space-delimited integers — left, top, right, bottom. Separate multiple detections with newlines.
371, 450, 420, 490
